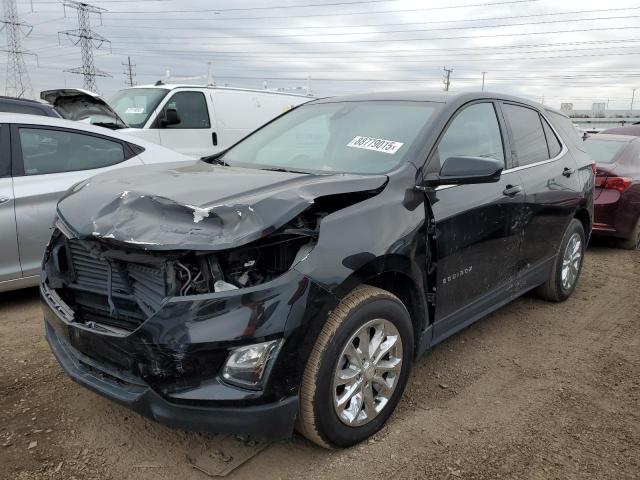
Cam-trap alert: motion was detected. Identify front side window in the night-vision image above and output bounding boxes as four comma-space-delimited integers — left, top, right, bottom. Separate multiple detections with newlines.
109, 88, 168, 128
19, 128, 125, 175
502, 104, 549, 166
162, 91, 210, 129
221, 101, 438, 174
435, 102, 505, 169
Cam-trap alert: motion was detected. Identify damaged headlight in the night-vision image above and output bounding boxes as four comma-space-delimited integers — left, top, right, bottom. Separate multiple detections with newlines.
222, 339, 283, 389
174, 212, 319, 296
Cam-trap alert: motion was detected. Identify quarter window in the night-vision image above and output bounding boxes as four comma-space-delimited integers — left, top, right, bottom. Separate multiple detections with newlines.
502, 103, 549, 166
542, 117, 562, 158
162, 91, 210, 129
435, 102, 505, 169
19, 128, 125, 175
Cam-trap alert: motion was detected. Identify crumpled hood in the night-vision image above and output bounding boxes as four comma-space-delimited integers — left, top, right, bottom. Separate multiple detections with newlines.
41, 88, 127, 129
56, 161, 387, 250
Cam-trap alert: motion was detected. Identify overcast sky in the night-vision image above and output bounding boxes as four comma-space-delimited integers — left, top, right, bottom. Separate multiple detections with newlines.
4, 0, 640, 109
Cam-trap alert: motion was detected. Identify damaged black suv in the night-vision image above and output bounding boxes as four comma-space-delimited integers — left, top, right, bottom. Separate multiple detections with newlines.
42, 92, 594, 448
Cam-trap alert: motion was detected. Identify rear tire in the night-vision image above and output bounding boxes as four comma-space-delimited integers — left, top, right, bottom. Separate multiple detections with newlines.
296, 285, 414, 449
536, 218, 585, 302
618, 218, 640, 250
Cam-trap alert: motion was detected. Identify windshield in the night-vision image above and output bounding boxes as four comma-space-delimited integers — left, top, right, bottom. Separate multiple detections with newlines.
109, 88, 169, 128
583, 139, 629, 164
220, 101, 438, 174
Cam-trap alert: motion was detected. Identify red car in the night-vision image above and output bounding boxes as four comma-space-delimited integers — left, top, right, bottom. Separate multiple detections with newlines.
583, 133, 640, 249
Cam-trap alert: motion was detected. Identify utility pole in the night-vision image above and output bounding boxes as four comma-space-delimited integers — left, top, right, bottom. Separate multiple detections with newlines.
206, 61, 214, 86
59, 1, 111, 93
1, 0, 35, 98
631, 88, 637, 116
122, 55, 135, 87
481, 71, 487, 92
442, 66, 453, 92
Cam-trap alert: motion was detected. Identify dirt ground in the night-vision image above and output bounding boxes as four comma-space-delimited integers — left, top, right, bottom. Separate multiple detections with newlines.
1, 242, 638, 480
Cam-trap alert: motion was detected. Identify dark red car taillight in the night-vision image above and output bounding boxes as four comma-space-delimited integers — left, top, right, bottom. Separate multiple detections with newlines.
597, 176, 632, 193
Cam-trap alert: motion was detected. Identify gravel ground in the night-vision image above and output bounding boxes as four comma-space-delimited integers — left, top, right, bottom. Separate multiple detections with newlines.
1, 242, 638, 480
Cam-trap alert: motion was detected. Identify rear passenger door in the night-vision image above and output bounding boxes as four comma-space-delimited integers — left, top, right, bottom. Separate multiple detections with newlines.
427, 101, 525, 342
500, 102, 582, 283
0, 125, 21, 282
156, 90, 217, 157
11, 125, 144, 277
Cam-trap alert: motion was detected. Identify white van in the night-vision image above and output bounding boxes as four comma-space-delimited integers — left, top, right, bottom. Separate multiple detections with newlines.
41, 85, 312, 158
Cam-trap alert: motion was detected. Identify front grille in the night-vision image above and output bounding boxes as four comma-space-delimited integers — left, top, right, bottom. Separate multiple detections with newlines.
67, 240, 128, 294
63, 239, 167, 332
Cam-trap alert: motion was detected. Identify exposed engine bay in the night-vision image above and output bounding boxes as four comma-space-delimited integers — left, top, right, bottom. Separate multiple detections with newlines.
44, 210, 321, 334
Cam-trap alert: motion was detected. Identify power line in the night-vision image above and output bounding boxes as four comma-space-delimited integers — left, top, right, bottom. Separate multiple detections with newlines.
30, 0, 540, 21
68, 0, 543, 15
91, 6, 639, 31
1, 0, 35, 98
58, 0, 111, 93
90, 13, 640, 40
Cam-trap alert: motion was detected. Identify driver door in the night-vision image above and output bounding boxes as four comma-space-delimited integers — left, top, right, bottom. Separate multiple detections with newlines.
425, 101, 525, 343
156, 90, 218, 158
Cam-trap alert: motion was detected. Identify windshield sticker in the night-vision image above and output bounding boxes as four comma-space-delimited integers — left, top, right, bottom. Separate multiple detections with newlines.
125, 107, 145, 114
347, 136, 404, 154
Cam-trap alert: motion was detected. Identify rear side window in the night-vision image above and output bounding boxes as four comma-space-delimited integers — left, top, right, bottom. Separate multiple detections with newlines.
502, 103, 549, 166
436, 102, 505, 169
19, 128, 126, 175
162, 91, 210, 129
542, 117, 562, 157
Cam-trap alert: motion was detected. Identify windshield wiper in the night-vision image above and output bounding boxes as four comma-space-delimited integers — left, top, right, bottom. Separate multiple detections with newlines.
201, 154, 229, 166
259, 167, 311, 174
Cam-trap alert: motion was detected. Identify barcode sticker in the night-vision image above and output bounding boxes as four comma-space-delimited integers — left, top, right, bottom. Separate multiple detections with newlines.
347, 136, 404, 154
125, 107, 145, 114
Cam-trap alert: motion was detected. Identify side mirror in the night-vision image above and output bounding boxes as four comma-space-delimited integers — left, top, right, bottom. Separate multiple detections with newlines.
423, 156, 504, 187
160, 108, 181, 127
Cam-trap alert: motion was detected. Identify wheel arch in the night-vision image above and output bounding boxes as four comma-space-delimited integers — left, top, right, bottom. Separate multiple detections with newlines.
574, 207, 591, 241
332, 253, 430, 353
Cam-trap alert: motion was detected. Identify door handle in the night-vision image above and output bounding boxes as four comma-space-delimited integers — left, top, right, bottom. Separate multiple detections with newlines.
212, 132, 218, 146
0, 196, 10, 205
502, 185, 522, 197
563, 167, 575, 177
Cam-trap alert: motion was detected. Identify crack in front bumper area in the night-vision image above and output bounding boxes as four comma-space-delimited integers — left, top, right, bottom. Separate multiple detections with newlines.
40, 263, 331, 439
45, 320, 299, 438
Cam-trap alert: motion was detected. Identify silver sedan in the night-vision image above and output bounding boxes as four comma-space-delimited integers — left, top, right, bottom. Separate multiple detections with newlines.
0, 113, 194, 292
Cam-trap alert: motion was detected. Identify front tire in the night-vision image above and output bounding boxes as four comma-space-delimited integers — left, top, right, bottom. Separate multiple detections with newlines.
536, 218, 585, 302
296, 285, 414, 449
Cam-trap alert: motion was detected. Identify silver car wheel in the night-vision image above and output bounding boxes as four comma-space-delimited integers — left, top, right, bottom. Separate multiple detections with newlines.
332, 318, 403, 427
561, 233, 582, 290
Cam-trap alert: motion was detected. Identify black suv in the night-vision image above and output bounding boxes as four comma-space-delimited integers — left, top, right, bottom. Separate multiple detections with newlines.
0, 95, 61, 117
42, 92, 594, 448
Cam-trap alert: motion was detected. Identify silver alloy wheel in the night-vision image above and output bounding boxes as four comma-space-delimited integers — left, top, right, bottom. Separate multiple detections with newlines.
561, 233, 583, 290
332, 318, 403, 427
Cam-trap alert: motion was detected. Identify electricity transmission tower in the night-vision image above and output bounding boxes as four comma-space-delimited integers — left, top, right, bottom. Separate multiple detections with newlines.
1, 0, 35, 98
59, 1, 111, 93
122, 55, 135, 86
443, 66, 453, 92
